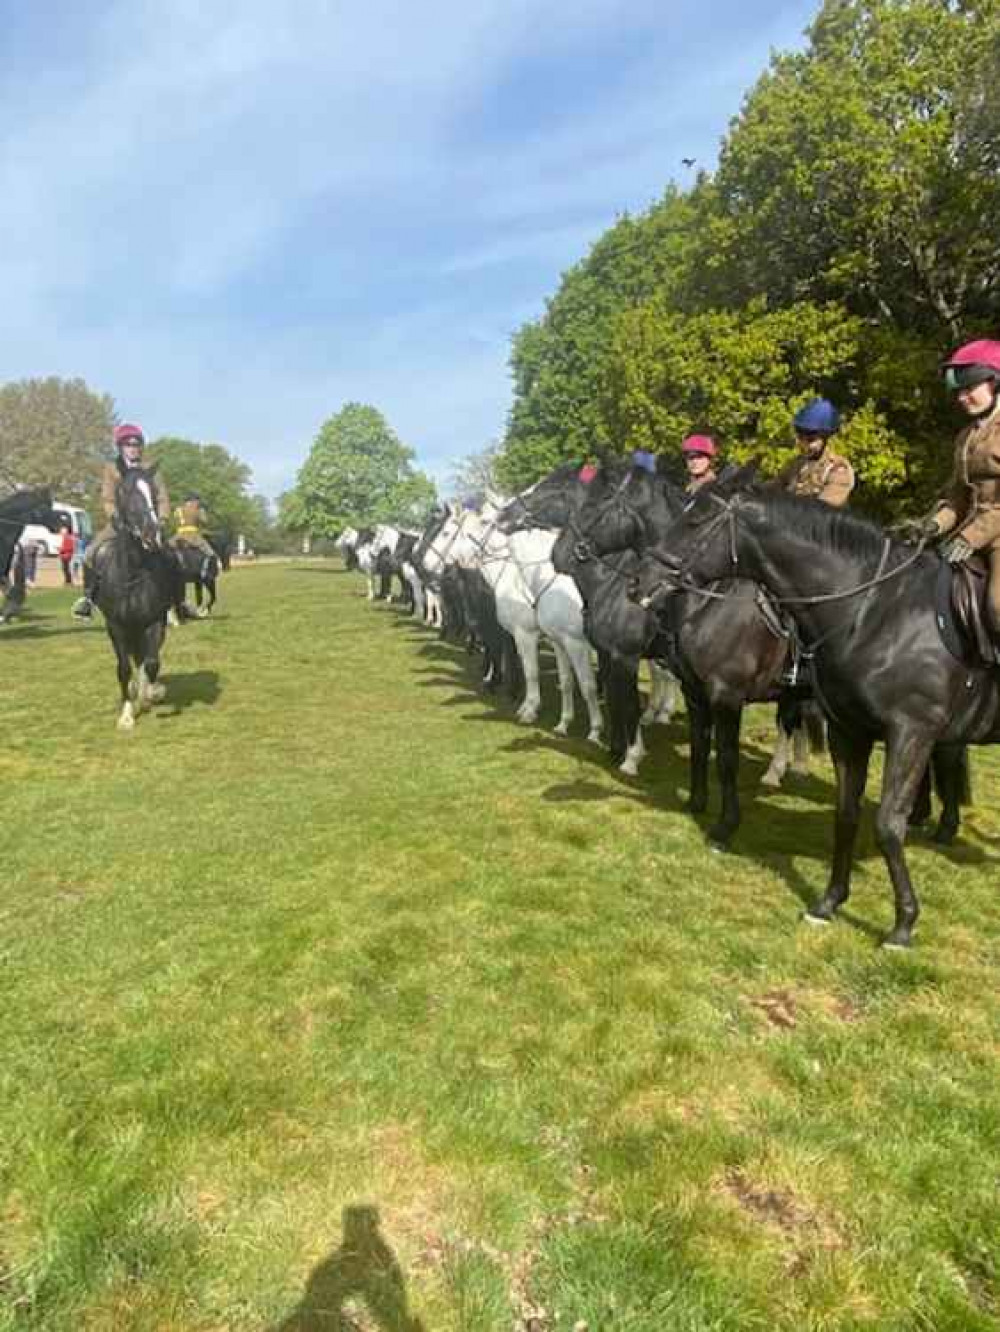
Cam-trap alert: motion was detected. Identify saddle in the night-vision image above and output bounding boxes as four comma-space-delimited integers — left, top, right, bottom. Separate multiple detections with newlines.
935, 554, 1000, 667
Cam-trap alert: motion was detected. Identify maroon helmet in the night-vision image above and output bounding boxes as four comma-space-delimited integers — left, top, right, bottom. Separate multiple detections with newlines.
681, 434, 718, 457
942, 340, 1000, 392
114, 422, 145, 448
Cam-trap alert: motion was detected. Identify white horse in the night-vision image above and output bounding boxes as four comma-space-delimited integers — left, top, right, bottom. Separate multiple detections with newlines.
444, 499, 602, 742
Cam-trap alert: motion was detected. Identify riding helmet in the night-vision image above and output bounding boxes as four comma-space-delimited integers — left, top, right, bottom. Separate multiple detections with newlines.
792, 399, 840, 436
114, 423, 145, 448
681, 434, 718, 457
942, 339, 1000, 392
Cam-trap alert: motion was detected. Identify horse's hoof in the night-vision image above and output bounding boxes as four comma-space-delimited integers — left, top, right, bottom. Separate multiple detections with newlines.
760, 771, 783, 789
932, 825, 958, 846
802, 910, 832, 928
147, 684, 167, 703
117, 714, 136, 732
554, 722, 570, 736
708, 826, 734, 850
880, 935, 912, 951
587, 730, 603, 745
619, 760, 639, 777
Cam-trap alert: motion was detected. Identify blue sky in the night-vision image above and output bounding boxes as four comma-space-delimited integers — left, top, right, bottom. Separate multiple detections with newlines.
0, 0, 818, 500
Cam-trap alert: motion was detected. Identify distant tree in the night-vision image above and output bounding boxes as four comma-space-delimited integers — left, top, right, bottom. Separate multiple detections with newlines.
289, 403, 437, 536
0, 376, 115, 498
447, 442, 501, 503
145, 436, 260, 536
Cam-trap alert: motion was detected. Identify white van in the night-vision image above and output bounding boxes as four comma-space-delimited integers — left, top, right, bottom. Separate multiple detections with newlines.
22, 502, 94, 556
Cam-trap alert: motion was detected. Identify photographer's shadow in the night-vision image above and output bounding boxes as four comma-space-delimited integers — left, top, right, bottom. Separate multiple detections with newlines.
274, 1205, 425, 1331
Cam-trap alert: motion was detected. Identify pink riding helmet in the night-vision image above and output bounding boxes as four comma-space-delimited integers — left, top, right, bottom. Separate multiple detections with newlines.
681, 434, 718, 457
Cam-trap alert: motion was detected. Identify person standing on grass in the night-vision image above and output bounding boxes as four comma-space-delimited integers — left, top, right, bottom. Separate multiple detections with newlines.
58, 523, 75, 586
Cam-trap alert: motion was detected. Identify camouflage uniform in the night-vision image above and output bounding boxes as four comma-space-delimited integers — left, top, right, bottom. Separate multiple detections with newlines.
777, 448, 855, 508
931, 404, 1000, 636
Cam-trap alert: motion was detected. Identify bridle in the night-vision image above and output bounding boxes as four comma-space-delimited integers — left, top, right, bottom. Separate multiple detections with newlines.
640, 487, 929, 611
116, 474, 163, 553
565, 471, 654, 569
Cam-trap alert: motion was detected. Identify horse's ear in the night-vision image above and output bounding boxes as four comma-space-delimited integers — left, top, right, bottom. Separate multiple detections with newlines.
716, 460, 759, 493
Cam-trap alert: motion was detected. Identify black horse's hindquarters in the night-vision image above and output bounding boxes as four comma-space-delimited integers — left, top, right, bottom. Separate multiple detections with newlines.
644, 481, 1000, 945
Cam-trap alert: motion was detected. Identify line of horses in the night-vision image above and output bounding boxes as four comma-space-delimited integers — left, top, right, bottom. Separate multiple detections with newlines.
339, 458, 998, 949
1, 474, 231, 729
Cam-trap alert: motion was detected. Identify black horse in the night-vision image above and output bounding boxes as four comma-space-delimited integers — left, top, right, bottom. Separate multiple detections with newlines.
501, 461, 797, 846
172, 541, 220, 615
0, 488, 58, 623
638, 465, 990, 946
90, 466, 184, 729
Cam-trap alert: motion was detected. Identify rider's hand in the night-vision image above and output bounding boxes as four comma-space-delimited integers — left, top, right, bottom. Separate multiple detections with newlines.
942, 535, 974, 564
893, 516, 939, 541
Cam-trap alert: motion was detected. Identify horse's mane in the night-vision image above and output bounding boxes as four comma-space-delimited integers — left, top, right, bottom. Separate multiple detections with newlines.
752, 486, 891, 562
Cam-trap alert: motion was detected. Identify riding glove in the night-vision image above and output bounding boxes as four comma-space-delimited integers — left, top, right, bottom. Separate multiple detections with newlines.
941, 535, 974, 565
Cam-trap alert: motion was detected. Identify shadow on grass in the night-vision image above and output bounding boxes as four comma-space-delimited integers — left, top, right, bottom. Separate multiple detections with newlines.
273, 1204, 425, 1331
159, 669, 222, 715
0, 615, 92, 642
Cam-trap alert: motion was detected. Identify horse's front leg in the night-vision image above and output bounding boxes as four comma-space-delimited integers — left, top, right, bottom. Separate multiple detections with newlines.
708, 704, 742, 848
683, 684, 712, 814
876, 727, 938, 948
512, 627, 541, 724
549, 639, 576, 736
564, 636, 602, 743
138, 621, 166, 708
805, 724, 873, 927
109, 626, 136, 730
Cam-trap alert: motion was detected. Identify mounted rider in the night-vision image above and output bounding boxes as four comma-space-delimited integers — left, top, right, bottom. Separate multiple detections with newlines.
172, 492, 216, 563
919, 339, 1000, 657
681, 434, 719, 493
777, 399, 855, 508
71, 423, 188, 621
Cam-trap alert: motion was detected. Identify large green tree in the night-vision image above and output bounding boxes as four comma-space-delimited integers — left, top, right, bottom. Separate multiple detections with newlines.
288, 404, 436, 536
496, 0, 998, 510
145, 436, 263, 539
0, 376, 115, 498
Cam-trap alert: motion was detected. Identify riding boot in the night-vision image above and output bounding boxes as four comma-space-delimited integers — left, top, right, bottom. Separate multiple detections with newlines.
72, 574, 99, 619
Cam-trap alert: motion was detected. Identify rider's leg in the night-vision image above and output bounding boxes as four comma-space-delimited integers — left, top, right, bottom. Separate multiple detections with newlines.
72, 531, 110, 617
987, 542, 1000, 658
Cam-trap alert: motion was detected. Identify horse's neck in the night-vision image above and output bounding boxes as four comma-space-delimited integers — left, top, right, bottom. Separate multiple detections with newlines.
746, 522, 923, 646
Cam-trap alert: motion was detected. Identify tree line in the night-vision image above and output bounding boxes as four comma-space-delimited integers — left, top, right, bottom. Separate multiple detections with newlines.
494, 0, 1000, 515
1, 377, 438, 545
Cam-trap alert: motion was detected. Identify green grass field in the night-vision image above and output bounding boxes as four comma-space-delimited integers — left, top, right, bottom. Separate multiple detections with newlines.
3, 561, 1000, 1331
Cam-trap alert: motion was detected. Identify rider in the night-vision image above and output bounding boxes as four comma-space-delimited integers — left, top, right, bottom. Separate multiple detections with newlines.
173, 492, 217, 563
777, 398, 855, 508
681, 434, 719, 493
71, 422, 176, 620
919, 339, 1000, 658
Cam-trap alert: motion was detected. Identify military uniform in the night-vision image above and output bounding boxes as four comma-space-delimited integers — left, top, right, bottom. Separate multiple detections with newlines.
778, 448, 855, 508
172, 498, 215, 560
931, 403, 1000, 636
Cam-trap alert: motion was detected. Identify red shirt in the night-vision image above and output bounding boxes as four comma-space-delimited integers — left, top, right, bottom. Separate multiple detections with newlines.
59, 532, 75, 560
